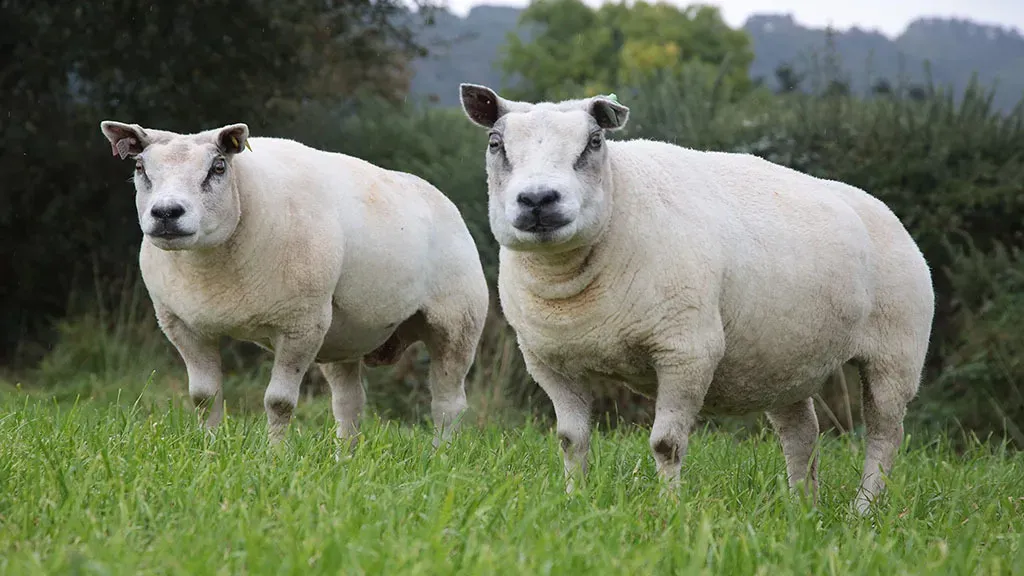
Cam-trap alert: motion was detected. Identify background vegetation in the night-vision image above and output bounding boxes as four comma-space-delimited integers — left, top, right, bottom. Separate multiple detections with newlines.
409, 2, 1024, 112
2, 0, 1023, 452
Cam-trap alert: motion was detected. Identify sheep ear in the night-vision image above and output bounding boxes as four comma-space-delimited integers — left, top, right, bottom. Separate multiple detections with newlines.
216, 123, 250, 155
589, 96, 629, 131
100, 121, 149, 159
460, 83, 505, 128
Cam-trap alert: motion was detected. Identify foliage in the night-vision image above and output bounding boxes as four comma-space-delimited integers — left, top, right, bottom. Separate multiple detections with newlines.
498, 0, 753, 101
0, 0, 438, 366
920, 238, 1024, 447
404, 8, 1024, 111
2, 396, 1023, 574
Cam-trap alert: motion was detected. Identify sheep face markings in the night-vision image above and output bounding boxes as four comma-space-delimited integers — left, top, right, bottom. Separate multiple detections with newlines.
100, 121, 249, 252
459, 84, 629, 253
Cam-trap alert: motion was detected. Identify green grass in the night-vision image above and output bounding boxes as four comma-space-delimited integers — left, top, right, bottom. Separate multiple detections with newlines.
0, 392, 1022, 576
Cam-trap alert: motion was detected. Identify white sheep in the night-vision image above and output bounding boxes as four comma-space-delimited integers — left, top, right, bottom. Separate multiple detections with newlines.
458, 84, 934, 514
99, 121, 489, 446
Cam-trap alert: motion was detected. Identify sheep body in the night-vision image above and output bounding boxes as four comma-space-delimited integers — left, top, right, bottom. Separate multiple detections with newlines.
101, 122, 488, 445
459, 85, 933, 513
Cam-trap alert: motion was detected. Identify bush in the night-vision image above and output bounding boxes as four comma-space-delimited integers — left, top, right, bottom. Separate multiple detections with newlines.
916, 238, 1024, 448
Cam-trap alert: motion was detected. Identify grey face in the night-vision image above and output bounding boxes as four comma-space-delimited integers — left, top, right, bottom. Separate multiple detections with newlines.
459, 84, 629, 252
100, 121, 250, 251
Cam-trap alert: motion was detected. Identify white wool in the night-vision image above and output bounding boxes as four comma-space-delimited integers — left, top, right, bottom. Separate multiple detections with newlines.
459, 84, 934, 514
100, 121, 489, 446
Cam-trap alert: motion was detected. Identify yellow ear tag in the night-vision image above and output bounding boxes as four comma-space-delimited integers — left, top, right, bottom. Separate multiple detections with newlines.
230, 135, 252, 152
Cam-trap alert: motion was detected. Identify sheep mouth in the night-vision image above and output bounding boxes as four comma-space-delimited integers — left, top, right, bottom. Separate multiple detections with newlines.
149, 230, 194, 240
512, 213, 572, 234
146, 222, 195, 240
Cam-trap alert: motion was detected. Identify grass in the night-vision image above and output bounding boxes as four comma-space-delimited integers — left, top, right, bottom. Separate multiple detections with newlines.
1, 388, 1022, 575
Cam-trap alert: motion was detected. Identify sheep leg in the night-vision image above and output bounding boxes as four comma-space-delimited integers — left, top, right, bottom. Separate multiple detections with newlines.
522, 347, 593, 493
155, 306, 224, 430
767, 397, 820, 501
422, 305, 486, 448
264, 306, 331, 444
649, 358, 716, 487
319, 360, 365, 450
854, 360, 916, 515
425, 349, 471, 448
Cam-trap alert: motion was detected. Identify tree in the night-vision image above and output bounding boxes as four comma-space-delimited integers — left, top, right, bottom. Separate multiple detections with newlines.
872, 78, 894, 96
0, 0, 439, 363
825, 79, 851, 98
907, 85, 929, 101
498, 0, 754, 101
774, 64, 804, 93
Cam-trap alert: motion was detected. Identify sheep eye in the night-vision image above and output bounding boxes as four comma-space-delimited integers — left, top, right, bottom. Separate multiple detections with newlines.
488, 133, 503, 153
211, 157, 227, 175
135, 160, 144, 173
588, 132, 603, 150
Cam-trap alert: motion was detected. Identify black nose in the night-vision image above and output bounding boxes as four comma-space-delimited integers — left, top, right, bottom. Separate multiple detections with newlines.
516, 189, 560, 209
151, 203, 185, 220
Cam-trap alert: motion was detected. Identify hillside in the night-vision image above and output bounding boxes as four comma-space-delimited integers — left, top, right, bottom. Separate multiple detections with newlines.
746, 15, 1024, 109
408, 6, 526, 105
408, 5, 1024, 111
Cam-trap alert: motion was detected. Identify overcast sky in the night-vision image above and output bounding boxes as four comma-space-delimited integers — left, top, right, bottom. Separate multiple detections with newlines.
443, 0, 1024, 37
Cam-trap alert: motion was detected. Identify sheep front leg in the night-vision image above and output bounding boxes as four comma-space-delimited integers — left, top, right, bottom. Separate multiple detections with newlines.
522, 348, 593, 494
156, 306, 224, 430
264, 307, 331, 444
650, 352, 718, 487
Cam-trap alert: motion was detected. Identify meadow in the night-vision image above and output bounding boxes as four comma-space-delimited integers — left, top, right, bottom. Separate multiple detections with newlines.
5, 4, 1024, 574
1, 383, 1022, 575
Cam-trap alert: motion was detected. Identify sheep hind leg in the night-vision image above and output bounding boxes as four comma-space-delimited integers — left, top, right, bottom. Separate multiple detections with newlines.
766, 396, 820, 503
853, 358, 920, 515
421, 305, 487, 448
320, 360, 365, 453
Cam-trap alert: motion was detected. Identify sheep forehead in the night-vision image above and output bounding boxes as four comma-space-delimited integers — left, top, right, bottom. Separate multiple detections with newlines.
500, 108, 593, 162
143, 136, 218, 173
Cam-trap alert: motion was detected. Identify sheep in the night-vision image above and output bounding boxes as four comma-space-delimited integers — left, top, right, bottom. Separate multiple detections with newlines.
99, 120, 489, 447
458, 84, 934, 514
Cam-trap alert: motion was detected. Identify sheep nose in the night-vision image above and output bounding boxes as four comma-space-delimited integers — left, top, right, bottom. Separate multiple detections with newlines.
516, 188, 561, 209
150, 203, 186, 220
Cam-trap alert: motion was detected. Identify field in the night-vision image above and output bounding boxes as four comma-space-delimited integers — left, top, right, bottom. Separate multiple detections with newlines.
1, 388, 1022, 575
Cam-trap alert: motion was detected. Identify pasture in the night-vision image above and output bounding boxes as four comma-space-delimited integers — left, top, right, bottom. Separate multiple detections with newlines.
1, 387, 1021, 575
5, 3, 1024, 574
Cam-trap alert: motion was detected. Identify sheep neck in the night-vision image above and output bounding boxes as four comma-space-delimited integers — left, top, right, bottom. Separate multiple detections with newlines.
168, 178, 273, 278
513, 244, 603, 301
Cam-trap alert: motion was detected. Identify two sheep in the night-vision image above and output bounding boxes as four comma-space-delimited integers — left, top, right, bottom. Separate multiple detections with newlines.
99, 121, 489, 447
101, 84, 934, 513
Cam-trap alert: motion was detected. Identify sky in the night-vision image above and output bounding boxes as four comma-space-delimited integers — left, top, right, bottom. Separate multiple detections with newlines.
443, 0, 1024, 38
